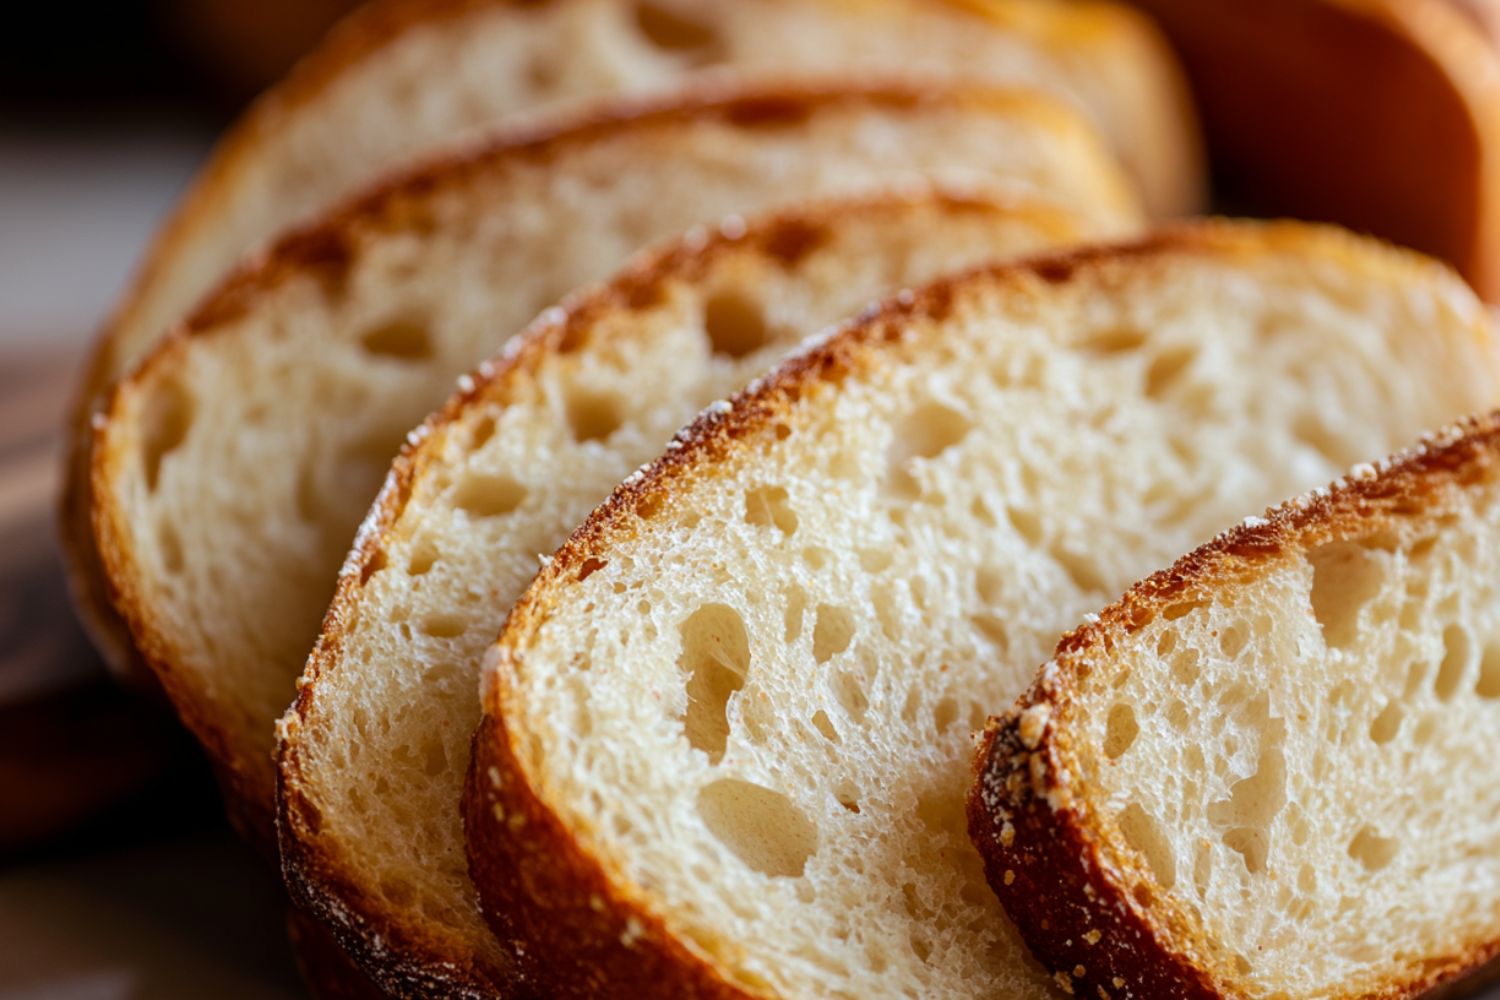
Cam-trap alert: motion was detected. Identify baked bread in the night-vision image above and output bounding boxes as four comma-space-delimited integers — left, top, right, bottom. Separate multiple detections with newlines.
61, 0, 1200, 686
969, 413, 1500, 998
277, 188, 1127, 998
464, 221, 1500, 998
1130, 0, 1500, 298
90, 83, 1137, 850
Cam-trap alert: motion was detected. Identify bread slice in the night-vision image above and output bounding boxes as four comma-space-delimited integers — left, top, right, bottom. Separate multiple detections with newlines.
90, 83, 1137, 850
276, 188, 1125, 998
1131, 0, 1500, 297
60, 0, 1200, 688
969, 414, 1500, 999
464, 221, 1500, 998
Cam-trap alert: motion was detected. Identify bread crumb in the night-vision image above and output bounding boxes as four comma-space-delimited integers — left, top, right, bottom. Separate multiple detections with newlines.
1000, 821, 1016, 847
1018, 704, 1051, 749
1074, 965, 1087, 978
1054, 970, 1075, 994
1084, 929, 1101, 945
1113, 977, 1126, 989
1004, 870, 1016, 885
620, 916, 646, 948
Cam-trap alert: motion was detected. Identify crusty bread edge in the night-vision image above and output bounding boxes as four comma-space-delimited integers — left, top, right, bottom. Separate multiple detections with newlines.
968, 411, 1500, 1000
276, 186, 1086, 999
459, 219, 1479, 997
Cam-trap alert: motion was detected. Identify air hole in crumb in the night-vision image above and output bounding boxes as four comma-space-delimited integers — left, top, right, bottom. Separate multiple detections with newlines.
784, 585, 807, 643
679, 604, 750, 763
1234, 955, 1254, 977
1053, 547, 1107, 594
1369, 702, 1403, 743
703, 288, 771, 358
469, 416, 496, 450
565, 387, 623, 442
1118, 803, 1175, 889
421, 614, 466, 639
1144, 345, 1195, 398
159, 522, 184, 574
859, 548, 893, 573
632, 1, 724, 61
1078, 326, 1147, 355
453, 472, 526, 517
1218, 624, 1249, 658
1163, 600, 1207, 622
359, 316, 432, 360
1308, 541, 1386, 650
886, 402, 971, 498
1104, 703, 1139, 759
697, 779, 816, 877
933, 697, 958, 734
407, 539, 438, 576
834, 780, 860, 814
359, 549, 387, 586
833, 672, 868, 721
744, 485, 798, 535
892, 401, 971, 461
1293, 412, 1351, 466
811, 710, 840, 744
1156, 630, 1177, 656
577, 557, 606, 582
141, 377, 194, 492
1435, 625, 1473, 700
1007, 507, 1044, 546
1477, 644, 1500, 698
802, 546, 829, 570
1348, 826, 1397, 871
813, 605, 855, 663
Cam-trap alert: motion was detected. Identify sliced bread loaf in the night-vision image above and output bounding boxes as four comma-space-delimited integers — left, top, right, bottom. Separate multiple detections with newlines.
277, 188, 1125, 998
62, 0, 1199, 683
90, 84, 1138, 849
1129, 0, 1500, 296
464, 221, 1500, 998
969, 413, 1500, 999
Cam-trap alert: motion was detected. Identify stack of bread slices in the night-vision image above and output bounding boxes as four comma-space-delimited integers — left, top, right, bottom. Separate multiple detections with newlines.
69, 1, 1500, 997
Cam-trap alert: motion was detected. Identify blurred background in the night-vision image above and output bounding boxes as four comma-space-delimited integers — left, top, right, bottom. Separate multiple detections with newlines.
1, 5, 359, 998
7, 1, 1500, 997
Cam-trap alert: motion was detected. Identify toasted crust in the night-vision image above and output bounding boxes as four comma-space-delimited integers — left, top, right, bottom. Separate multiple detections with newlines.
1133, 0, 1500, 297
967, 412, 1500, 1000
461, 219, 1471, 997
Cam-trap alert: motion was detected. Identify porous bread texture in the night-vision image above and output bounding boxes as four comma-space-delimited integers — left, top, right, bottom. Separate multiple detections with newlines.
64, 0, 1198, 690
278, 189, 1124, 997
95, 0, 1196, 390
90, 84, 1137, 846
970, 413, 1500, 999
466, 221, 1500, 999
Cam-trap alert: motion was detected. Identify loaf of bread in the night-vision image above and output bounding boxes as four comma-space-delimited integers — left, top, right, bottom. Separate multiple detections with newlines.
1130, 0, 1500, 297
62, 0, 1200, 688
89, 83, 1136, 850
970, 413, 1500, 998
277, 187, 1125, 997
464, 221, 1500, 997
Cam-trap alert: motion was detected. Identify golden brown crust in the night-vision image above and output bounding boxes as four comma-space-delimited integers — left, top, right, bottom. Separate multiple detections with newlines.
1132, 0, 1500, 297
460, 219, 1471, 995
968, 410, 1500, 999
279, 187, 1067, 1000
